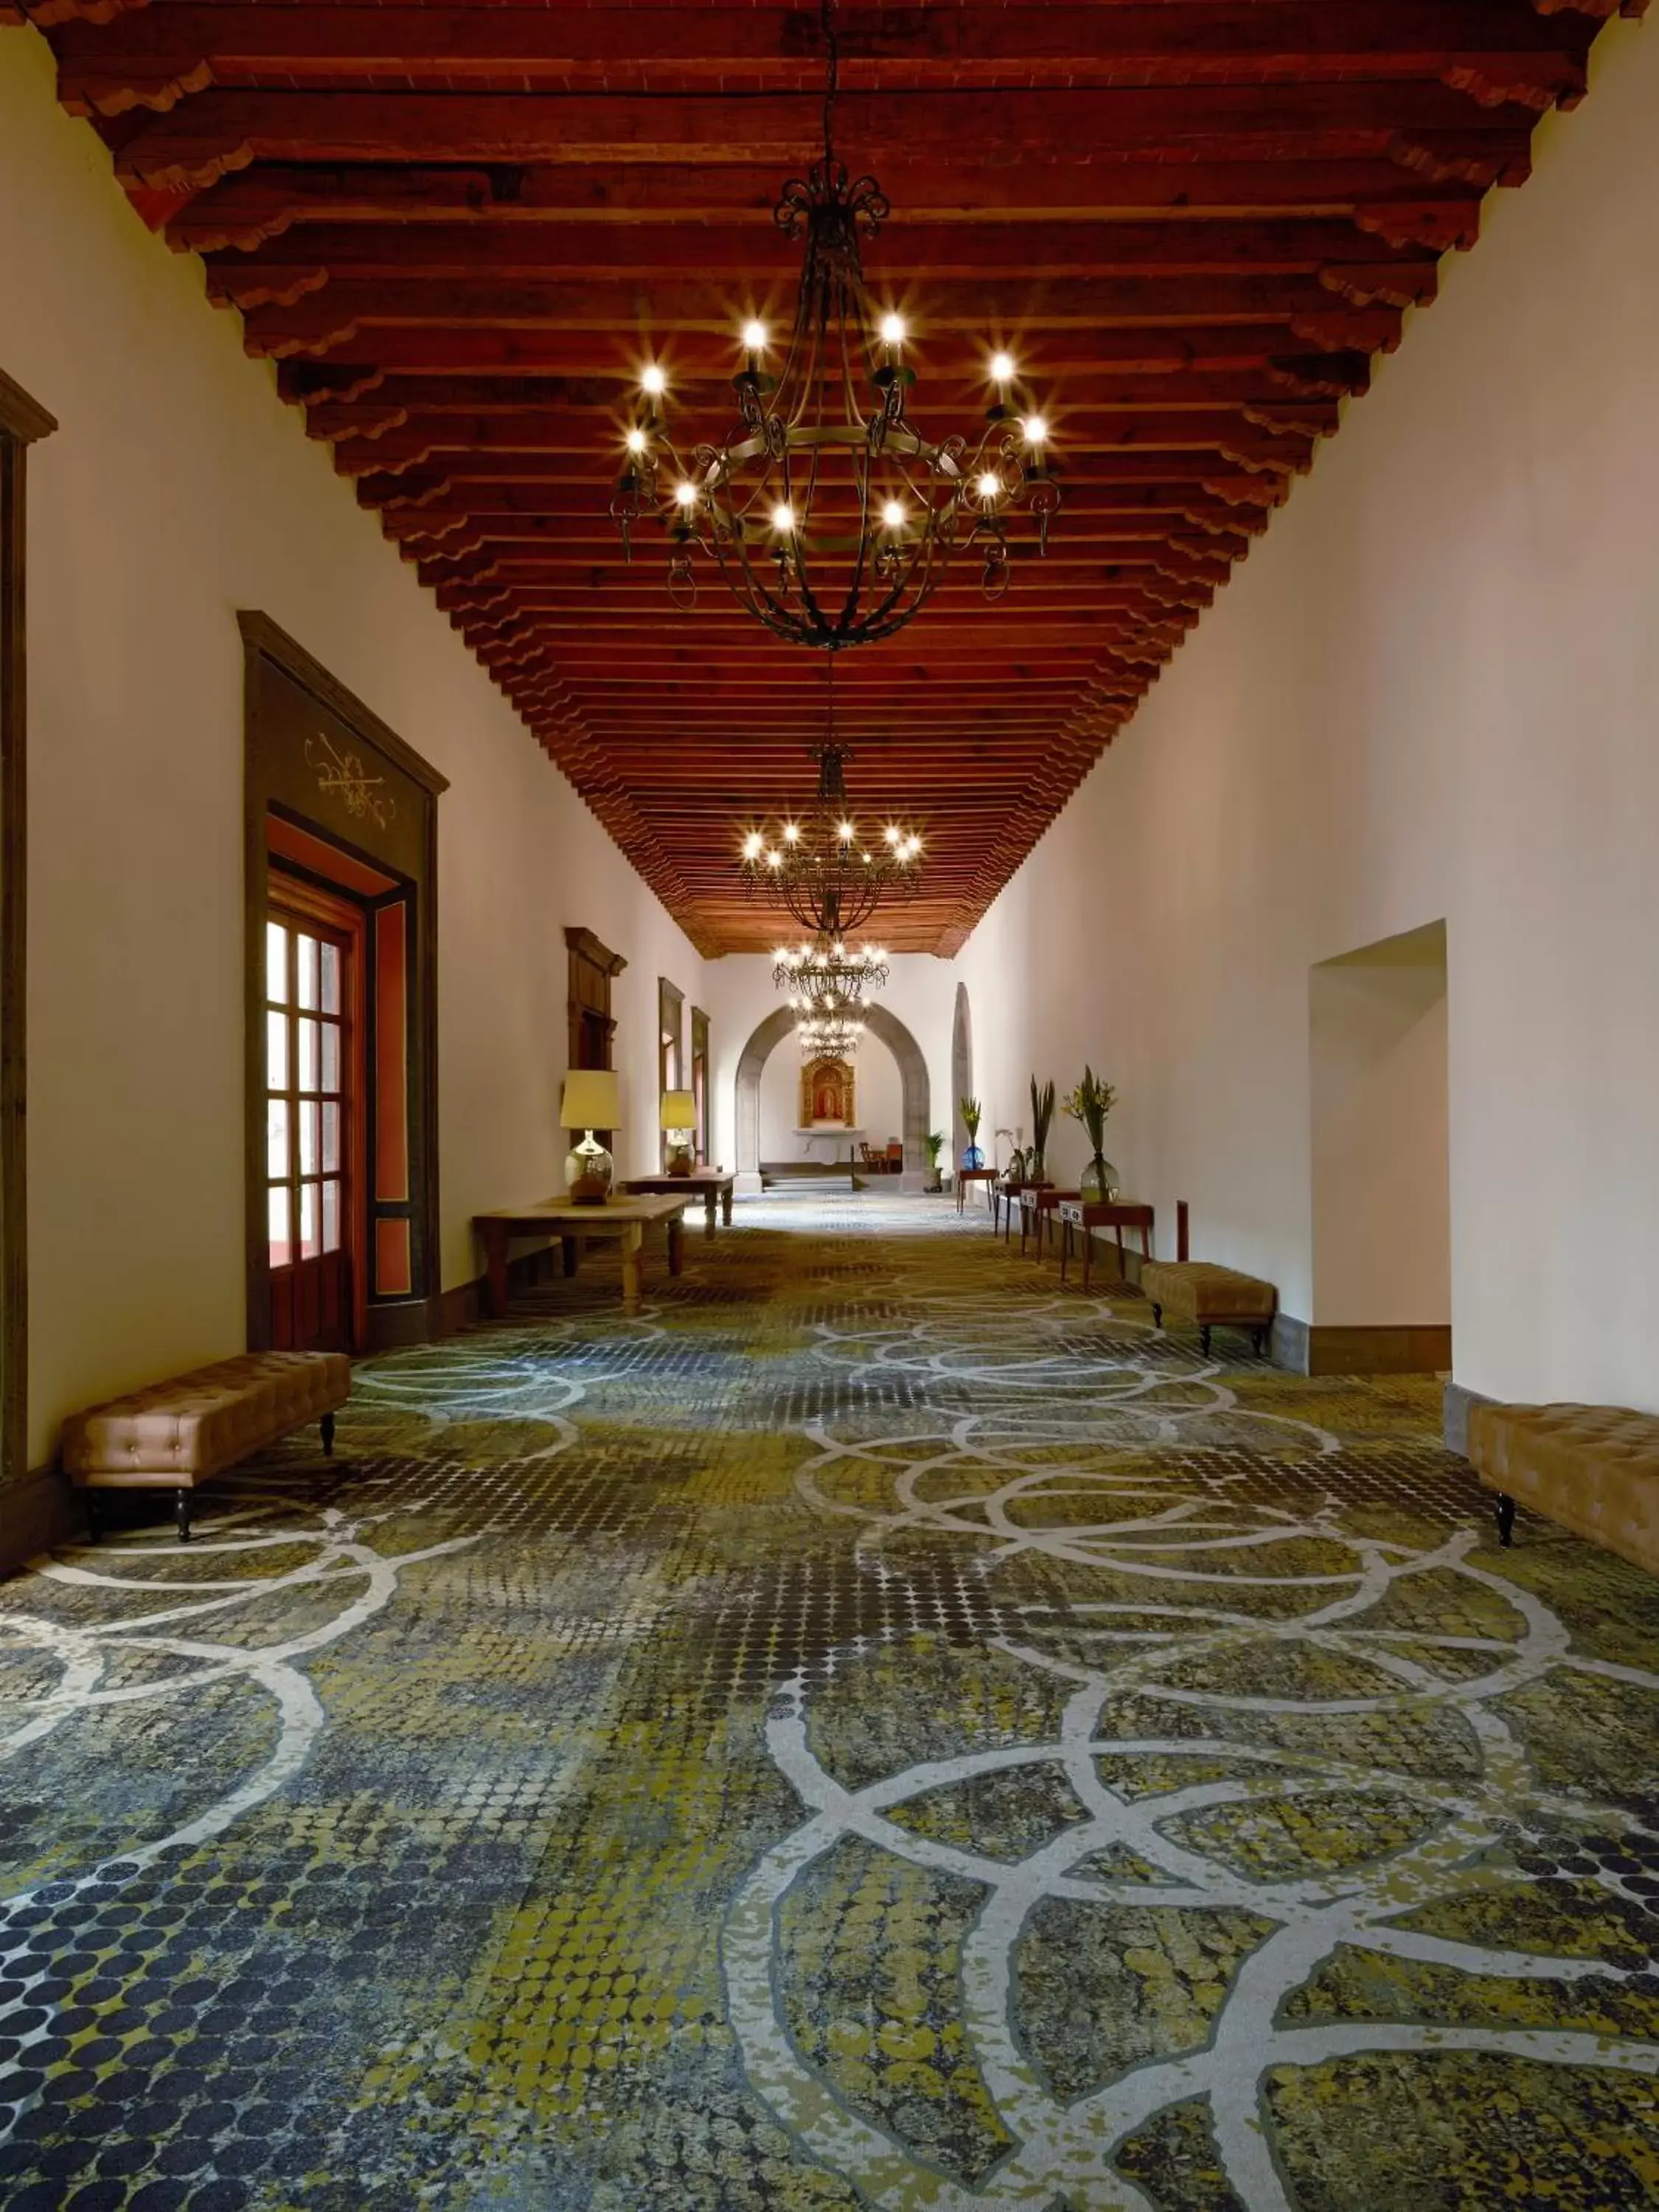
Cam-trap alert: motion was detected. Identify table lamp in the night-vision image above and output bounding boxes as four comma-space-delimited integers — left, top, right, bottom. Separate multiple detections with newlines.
659, 1089, 697, 1176
561, 1069, 621, 1203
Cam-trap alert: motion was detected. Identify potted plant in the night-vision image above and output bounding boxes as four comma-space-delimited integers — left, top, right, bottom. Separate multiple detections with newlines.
959, 1096, 984, 1169
1062, 1066, 1120, 1199
1028, 1077, 1056, 1182
923, 1131, 946, 1192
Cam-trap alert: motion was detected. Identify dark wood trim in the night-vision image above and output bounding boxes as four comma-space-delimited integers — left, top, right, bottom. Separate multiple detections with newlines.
242, 615, 444, 1352
237, 611, 449, 796
563, 925, 626, 980
0, 1464, 80, 1582
0, 371, 57, 448
1, 371, 55, 1505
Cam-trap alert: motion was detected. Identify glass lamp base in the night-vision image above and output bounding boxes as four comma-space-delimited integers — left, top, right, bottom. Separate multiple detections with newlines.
565, 1136, 614, 1204
664, 1135, 694, 1177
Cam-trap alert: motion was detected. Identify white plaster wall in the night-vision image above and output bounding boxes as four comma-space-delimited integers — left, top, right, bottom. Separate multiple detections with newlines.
953, 11, 1659, 1411
1310, 936, 1451, 1329
0, 29, 704, 1465
703, 953, 956, 1174
756, 1034, 905, 1164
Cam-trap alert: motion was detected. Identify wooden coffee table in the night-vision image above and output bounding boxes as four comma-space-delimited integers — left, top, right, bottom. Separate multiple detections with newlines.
1057, 1198, 1155, 1291
473, 1193, 687, 1317
620, 1169, 735, 1237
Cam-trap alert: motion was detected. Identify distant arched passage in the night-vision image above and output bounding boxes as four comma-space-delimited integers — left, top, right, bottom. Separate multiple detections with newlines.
734, 1002, 931, 1189
951, 982, 974, 1164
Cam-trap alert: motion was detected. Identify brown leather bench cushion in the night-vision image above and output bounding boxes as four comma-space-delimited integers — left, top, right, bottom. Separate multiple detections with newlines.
62, 1352, 351, 1489
1467, 1400, 1659, 1576
1141, 1261, 1277, 1322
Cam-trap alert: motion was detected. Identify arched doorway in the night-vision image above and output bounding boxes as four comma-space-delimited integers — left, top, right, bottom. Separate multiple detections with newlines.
734, 1002, 932, 1192
951, 982, 974, 1166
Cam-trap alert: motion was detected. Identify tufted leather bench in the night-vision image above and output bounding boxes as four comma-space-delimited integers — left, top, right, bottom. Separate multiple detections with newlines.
1140, 1261, 1278, 1357
61, 1351, 351, 1543
1467, 1400, 1659, 1573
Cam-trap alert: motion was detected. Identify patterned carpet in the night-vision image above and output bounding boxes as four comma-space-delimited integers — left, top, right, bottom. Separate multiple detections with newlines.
1, 1193, 1656, 2211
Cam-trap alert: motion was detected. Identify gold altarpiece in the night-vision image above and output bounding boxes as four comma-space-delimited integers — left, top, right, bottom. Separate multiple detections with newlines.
801, 1057, 855, 1126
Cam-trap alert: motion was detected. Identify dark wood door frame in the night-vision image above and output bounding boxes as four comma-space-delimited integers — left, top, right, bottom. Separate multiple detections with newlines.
0, 370, 57, 1495
241, 613, 447, 1352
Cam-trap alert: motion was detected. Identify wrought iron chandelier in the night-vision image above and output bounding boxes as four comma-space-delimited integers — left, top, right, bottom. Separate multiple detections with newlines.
609, 0, 1060, 649
773, 938, 889, 1015
740, 664, 922, 936
798, 1006, 866, 1058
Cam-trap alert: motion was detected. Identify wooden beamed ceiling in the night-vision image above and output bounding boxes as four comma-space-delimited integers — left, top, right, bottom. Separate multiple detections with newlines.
15, 0, 1634, 954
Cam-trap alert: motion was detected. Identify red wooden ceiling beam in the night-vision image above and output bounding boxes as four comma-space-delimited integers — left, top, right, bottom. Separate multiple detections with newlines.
202, 217, 1443, 293
109, 86, 1539, 196
55, 4, 1595, 117
165, 159, 1492, 257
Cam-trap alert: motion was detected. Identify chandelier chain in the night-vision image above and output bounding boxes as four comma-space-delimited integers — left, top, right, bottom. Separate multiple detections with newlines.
821, 0, 840, 173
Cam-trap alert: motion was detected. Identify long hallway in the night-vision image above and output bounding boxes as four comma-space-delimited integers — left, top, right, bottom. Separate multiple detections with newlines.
1, 1199, 1655, 2208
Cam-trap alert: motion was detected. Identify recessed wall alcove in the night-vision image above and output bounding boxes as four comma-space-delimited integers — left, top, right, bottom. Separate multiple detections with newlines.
734, 1002, 931, 1192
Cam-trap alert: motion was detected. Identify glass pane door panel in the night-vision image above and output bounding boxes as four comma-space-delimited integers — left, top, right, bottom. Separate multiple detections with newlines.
320, 942, 341, 1015
321, 1102, 340, 1172
322, 1178, 341, 1254
297, 1018, 319, 1093
319, 1020, 340, 1095
296, 933, 320, 1011
298, 1102, 320, 1176
267, 1011, 288, 1091
268, 1185, 293, 1267
299, 1180, 320, 1259
267, 1099, 289, 1180
266, 922, 288, 1004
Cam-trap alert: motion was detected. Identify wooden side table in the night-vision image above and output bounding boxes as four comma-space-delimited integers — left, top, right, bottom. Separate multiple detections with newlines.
956, 1166, 999, 1216
995, 1177, 1051, 1242
1058, 1199, 1155, 1291
1018, 1187, 1079, 1259
620, 1169, 734, 1237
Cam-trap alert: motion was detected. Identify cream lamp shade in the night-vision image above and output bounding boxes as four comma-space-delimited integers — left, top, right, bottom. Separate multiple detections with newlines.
560, 1070, 621, 1130
659, 1089, 696, 1131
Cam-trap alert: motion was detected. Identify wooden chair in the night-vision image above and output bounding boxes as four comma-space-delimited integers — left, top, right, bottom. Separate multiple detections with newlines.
885, 1140, 903, 1173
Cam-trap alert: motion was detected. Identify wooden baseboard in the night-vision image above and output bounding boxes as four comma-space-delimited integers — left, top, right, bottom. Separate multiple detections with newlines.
1273, 1318, 1452, 1377
0, 1461, 80, 1579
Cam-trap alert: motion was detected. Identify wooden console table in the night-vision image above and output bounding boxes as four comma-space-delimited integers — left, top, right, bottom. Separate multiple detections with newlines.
473, 1193, 686, 1317
1018, 1186, 1079, 1259
1057, 1198, 1155, 1291
994, 1176, 1051, 1242
956, 1166, 999, 1216
620, 1169, 734, 1237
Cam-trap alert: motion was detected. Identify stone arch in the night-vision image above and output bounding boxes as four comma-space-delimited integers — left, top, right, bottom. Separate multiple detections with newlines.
734, 1002, 932, 1192
951, 981, 974, 1164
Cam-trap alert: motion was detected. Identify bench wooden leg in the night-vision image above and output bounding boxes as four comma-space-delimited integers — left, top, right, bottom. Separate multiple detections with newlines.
175, 1488, 193, 1544
1150, 1303, 1164, 1330
1199, 1325, 1212, 1357
1495, 1492, 1517, 1548
84, 1490, 104, 1543
1251, 1327, 1267, 1357
321, 1411, 336, 1458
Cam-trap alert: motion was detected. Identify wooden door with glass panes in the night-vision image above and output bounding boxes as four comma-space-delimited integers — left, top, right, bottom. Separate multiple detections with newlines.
265, 895, 358, 1352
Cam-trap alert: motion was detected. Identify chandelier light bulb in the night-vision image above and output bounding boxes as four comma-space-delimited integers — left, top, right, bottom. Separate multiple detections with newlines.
772, 502, 796, 534
641, 364, 667, 397
782, 822, 801, 844
766, 849, 782, 869
883, 824, 901, 846
881, 499, 906, 531
743, 832, 765, 860
977, 470, 1003, 503
1021, 414, 1049, 447
990, 350, 1015, 384
879, 311, 907, 347
741, 319, 768, 352
838, 819, 855, 841
675, 480, 698, 509
625, 426, 648, 455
